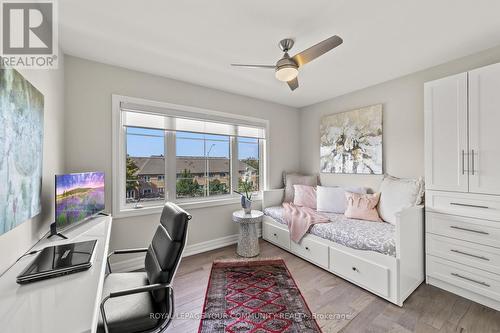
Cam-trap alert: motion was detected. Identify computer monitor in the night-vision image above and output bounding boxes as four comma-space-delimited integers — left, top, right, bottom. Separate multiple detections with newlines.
54, 172, 105, 233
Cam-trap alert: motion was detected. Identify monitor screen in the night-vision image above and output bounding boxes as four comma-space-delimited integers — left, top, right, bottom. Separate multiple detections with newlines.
55, 172, 105, 230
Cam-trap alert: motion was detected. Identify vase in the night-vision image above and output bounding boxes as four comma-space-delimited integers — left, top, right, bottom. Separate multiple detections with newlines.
240, 196, 252, 214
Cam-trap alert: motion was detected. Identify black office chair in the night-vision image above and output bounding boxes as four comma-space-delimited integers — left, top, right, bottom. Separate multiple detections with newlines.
98, 202, 191, 333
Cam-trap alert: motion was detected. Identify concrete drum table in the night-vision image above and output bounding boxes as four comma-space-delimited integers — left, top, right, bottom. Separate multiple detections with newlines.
232, 210, 263, 257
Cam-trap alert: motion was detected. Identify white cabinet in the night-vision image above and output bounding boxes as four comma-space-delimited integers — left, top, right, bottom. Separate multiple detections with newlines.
468, 63, 500, 195
424, 73, 468, 192
424, 62, 500, 311
425, 62, 500, 195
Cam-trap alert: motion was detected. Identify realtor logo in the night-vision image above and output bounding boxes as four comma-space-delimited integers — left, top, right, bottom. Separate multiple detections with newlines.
1, 0, 58, 68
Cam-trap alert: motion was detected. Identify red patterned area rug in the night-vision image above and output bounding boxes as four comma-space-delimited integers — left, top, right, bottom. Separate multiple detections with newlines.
198, 258, 322, 333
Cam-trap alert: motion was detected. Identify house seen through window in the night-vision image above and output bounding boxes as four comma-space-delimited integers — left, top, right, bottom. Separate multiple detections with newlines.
126, 127, 165, 204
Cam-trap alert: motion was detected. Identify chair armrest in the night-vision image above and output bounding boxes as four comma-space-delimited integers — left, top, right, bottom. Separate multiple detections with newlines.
108, 282, 170, 298
107, 248, 148, 273
263, 189, 284, 209
100, 283, 172, 333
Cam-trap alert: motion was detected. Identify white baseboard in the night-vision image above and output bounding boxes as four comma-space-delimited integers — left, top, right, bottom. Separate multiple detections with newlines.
112, 229, 262, 272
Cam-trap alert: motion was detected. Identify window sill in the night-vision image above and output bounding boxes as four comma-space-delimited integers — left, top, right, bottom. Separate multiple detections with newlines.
114, 195, 262, 219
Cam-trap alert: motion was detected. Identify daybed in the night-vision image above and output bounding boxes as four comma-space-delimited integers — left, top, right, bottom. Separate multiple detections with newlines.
262, 188, 424, 306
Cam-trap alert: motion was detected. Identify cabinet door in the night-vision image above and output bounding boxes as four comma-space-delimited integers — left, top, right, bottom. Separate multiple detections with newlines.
469, 63, 500, 195
424, 73, 468, 192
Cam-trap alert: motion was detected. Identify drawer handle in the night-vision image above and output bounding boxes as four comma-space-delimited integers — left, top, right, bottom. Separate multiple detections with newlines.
450, 226, 489, 235
451, 273, 490, 287
450, 202, 489, 209
273, 233, 277, 237
305, 246, 310, 251
352, 267, 358, 272
450, 249, 490, 261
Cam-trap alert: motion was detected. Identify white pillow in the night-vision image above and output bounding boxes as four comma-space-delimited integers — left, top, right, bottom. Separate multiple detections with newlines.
317, 186, 368, 214
377, 175, 425, 224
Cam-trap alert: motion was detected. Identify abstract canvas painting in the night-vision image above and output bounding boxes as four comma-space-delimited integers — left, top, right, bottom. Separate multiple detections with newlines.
0, 69, 44, 235
320, 104, 382, 174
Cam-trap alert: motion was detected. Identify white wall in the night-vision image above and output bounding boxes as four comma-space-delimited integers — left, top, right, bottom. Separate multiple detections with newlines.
0, 55, 66, 274
299, 45, 500, 191
63, 56, 300, 264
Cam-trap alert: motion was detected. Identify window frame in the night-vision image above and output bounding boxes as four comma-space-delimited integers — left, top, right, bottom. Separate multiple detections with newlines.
112, 95, 269, 218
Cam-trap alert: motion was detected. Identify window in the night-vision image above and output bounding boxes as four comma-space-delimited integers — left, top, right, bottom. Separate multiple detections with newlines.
176, 132, 230, 199
126, 127, 165, 205
113, 95, 267, 215
238, 137, 260, 193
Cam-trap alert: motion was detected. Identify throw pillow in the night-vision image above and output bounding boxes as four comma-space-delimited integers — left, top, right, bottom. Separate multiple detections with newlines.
283, 172, 318, 202
377, 175, 425, 224
293, 185, 317, 209
316, 186, 368, 213
345, 192, 383, 222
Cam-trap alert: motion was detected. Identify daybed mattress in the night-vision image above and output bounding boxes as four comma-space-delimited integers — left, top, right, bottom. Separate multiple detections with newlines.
263, 206, 396, 257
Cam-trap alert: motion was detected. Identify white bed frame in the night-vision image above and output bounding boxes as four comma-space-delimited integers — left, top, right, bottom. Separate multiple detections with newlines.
262, 189, 424, 306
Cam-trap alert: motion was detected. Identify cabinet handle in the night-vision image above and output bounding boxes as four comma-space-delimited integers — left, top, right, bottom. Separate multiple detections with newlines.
352, 267, 358, 272
471, 149, 476, 175
462, 150, 465, 175
451, 273, 490, 287
305, 246, 310, 251
450, 249, 490, 261
450, 202, 489, 209
273, 233, 277, 237
450, 225, 489, 235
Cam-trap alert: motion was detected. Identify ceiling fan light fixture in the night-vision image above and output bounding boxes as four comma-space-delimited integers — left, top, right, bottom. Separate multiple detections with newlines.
275, 65, 298, 82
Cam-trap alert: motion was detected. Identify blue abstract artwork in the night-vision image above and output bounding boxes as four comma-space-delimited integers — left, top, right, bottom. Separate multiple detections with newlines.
0, 69, 44, 235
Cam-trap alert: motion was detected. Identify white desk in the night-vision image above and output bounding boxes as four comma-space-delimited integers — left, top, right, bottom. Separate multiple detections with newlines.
0, 216, 112, 333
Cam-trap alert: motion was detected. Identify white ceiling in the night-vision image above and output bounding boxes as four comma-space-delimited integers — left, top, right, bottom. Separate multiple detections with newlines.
60, 0, 500, 108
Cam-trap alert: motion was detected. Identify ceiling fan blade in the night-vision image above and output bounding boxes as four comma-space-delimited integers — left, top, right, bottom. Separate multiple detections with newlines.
291, 35, 343, 67
287, 77, 299, 91
231, 64, 275, 69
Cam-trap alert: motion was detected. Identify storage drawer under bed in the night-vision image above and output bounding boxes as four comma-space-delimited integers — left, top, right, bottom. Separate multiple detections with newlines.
291, 236, 329, 268
329, 247, 390, 297
262, 219, 290, 250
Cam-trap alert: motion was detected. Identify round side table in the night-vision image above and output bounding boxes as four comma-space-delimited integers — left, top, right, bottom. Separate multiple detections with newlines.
232, 210, 263, 257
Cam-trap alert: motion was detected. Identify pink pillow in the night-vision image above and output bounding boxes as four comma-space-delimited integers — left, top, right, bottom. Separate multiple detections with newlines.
293, 185, 317, 209
344, 192, 383, 222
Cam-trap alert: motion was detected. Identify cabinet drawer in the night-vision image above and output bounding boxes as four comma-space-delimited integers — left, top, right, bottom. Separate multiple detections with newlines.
427, 255, 500, 301
291, 236, 329, 268
426, 190, 500, 222
329, 247, 390, 297
262, 221, 290, 250
426, 212, 500, 248
426, 234, 500, 274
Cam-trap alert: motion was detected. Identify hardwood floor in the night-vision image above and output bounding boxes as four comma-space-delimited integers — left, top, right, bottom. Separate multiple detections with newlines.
168, 240, 500, 333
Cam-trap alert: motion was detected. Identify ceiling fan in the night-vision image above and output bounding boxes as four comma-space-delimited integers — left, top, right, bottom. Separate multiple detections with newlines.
231, 35, 343, 91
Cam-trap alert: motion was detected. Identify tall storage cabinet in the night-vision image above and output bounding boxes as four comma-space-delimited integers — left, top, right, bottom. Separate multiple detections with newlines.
424, 73, 468, 193
425, 62, 500, 311
468, 64, 500, 196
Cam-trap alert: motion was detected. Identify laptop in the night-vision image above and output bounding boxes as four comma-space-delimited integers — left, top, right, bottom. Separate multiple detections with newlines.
16, 240, 97, 284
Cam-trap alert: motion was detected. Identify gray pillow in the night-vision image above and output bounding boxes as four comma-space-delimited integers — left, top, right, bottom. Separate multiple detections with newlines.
283, 172, 318, 202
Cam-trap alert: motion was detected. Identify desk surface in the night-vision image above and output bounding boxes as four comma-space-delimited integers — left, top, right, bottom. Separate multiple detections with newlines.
0, 216, 112, 333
